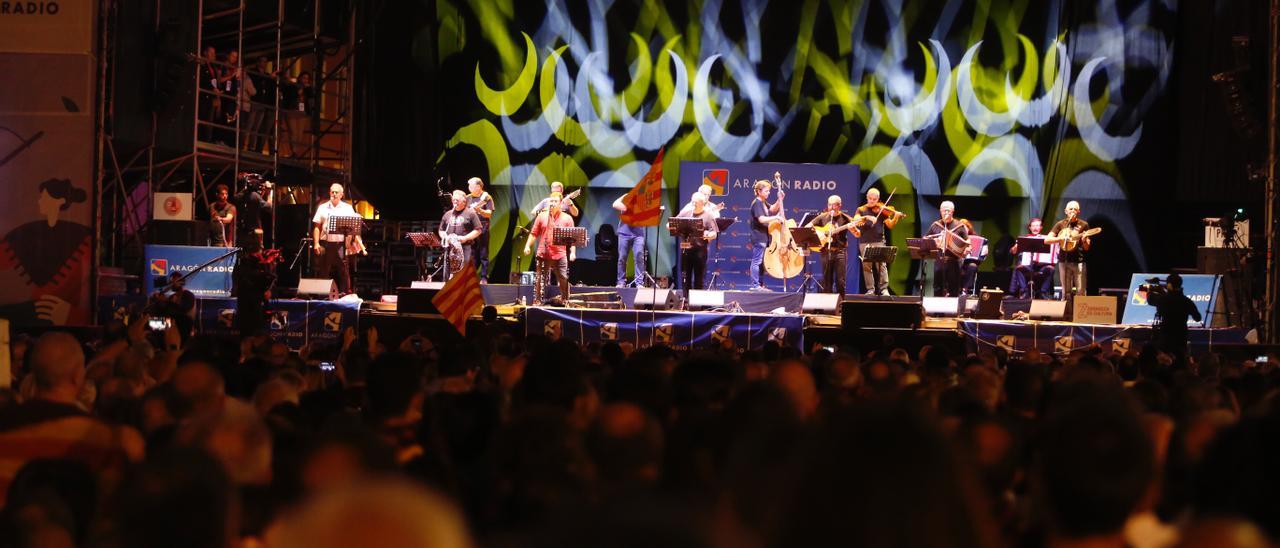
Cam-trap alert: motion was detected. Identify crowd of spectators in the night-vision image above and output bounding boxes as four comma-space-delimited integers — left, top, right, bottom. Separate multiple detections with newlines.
2, 314, 1279, 547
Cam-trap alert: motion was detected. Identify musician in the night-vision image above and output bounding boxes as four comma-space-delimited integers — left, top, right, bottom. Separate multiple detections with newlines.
1045, 201, 1090, 300
439, 190, 483, 279
234, 173, 273, 251
523, 192, 575, 305
957, 218, 988, 296
465, 177, 495, 282
677, 184, 723, 218
853, 188, 905, 295
311, 182, 362, 296
1009, 218, 1057, 299
209, 184, 236, 247
924, 201, 969, 297
530, 181, 580, 217
804, 195, 856, 297
748, 179, 785, 291
611, 194, 648, 287
678, 192, 719, 297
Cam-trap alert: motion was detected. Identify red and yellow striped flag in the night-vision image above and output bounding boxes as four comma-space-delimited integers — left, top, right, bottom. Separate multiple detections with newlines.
620, 147, 665, 227
432, 262, 485, 335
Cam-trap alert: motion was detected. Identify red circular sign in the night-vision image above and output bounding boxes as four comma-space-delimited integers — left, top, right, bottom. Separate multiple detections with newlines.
164, 196, 183, 216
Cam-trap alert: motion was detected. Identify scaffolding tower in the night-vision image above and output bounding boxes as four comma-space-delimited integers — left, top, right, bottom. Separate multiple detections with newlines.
95, 0, 354, 290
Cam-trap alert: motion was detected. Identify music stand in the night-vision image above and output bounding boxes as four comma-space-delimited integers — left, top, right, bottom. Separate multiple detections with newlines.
860, 245, 898, 296
327, 215, 363, 237
1016, 236, 1052, 255
406, 232, 441, 281
706, 217, 737, 289
907, 238, 939, 296
552, 226, 588, 247
668, 217, 707, 249
789, 226, 823, 293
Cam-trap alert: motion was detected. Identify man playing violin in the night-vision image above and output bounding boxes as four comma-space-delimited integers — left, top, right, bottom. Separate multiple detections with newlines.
853, 188, 905, 295
1045, 200, 1091, 301
805, 195, 857, 297
924, 201, 969, 297
749, 179, 785, 290
466, 177, 495, 282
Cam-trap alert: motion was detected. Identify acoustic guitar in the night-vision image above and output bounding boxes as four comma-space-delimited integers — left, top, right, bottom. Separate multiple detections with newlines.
1061, 227, 1101, 251
810, 220, 859, 252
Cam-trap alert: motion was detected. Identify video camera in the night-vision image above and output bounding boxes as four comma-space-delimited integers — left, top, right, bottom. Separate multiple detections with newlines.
1138, 276, 1167, 296
240, 172, 274, 193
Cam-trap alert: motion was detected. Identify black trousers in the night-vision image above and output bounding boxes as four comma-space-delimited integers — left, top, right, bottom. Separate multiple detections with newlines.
933, 257, 962, 297
317, 240, 351, 294
821, 248, 847, 296
473, 231, 489, 281
681, 246, 708, 294
536, 256, 570, 304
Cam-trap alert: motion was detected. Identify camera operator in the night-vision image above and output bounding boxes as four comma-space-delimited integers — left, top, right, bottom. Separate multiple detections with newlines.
235, 172, 274, 251
1146, 273, 1201, 364
147, 272, 196, 339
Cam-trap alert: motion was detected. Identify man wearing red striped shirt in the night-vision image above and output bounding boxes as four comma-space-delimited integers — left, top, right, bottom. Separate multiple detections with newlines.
523, 193, 576, 305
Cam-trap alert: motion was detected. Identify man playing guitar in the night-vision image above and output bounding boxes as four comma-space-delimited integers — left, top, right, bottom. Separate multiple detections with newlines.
804, 195, 857, 297
852, 188, 906, 295
465, 177, 495, 282
531, 181, 580, 217
924, 201, 969, 297
1045, 200, 1099, 301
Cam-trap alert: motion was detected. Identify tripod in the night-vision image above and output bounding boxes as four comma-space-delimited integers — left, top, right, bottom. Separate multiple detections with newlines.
628, 247, 657, 288
795, 249, 823, 293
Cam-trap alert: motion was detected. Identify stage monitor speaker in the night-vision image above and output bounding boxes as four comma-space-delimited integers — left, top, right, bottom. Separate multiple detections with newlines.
1029, 300, 1067, 320
297, 278, 338, 300
802, 293, 841, 314
397, 287, 441, 315
922, 296, 962, 317
411, 281, 445, 289
973, 289, 1004, 319
688, 290, 724, 310
841, 300, 923, 330
635, 288, 680, 310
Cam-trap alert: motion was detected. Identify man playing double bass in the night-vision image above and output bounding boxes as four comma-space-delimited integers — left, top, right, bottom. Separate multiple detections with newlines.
852, 188, 905, 295
748, 178, 785, 291
804, 195, 857, 297
925, 201, 969, 297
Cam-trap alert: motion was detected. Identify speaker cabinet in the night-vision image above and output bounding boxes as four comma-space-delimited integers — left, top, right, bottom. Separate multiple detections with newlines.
397, 287, 441, 315
411, 281, 444, 289
802, 293, 841, 314
634, 288, 681, 310
297, 278, 338, 300
1029, 300, 1067, 320
841, 300, 923, 329
687, 290, 724, 310
973, 289, 1004, 319
922, 297, 963, 317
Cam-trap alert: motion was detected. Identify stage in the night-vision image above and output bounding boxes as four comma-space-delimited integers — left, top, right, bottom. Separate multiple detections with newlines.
99, 289, 1249, 358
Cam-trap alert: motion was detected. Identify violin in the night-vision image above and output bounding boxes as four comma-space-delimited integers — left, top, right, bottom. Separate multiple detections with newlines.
851, 189, 908, 238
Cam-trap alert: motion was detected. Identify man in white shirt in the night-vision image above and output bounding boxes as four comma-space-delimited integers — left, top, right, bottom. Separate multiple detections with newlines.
312, 182, 363, 296
530, 181, 580, 217
1009, 217, 1058, 299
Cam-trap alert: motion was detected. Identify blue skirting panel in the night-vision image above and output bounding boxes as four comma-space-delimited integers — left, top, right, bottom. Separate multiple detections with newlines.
958, 320, 1247, 356
481, 284, 805, 313
525, 307, 804, 351
98, 295, 360, 351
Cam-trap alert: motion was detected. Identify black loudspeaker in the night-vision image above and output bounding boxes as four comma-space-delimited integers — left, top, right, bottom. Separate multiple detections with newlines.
397, 287, 441, 315
973, 289, 1004, 319
635, 288, 680, 310
297, 278, 338, 300
569, 258, 614, 286
841, 300, 923, 329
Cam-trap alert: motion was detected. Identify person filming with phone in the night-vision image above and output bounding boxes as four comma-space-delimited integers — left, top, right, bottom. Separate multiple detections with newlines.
1145, 273, 1201, 364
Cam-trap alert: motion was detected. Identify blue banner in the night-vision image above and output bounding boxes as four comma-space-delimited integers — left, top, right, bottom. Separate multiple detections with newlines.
960, 320, 1246, 356
1120, 273, 1219, 326
144, 245, 237, 298
525, 307, 803, 351
194, 298, 358, 351
679, 161, 862, 292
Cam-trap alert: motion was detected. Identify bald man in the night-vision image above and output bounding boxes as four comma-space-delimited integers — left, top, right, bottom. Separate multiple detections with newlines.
1045, 200, 1091, 300
924, 201, 969, 297
312, 182, 360, 295
805, 195, 857, 297
0, 332, 142, 506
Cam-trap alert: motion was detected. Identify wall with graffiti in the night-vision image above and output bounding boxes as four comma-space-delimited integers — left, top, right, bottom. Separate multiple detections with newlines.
433, 0, 1176, 292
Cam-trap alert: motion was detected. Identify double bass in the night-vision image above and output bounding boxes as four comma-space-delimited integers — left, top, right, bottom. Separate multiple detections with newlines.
764, 193, 805, 279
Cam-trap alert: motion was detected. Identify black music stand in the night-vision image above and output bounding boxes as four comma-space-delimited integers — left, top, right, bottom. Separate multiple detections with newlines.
549, 227, 588, 302
1015, 236, 1052, 256
704, 217, 737, 290
668, 217, 707, 249
860, 245, 898, 296
906, 237, 938, 296
405, 232, 441, 281
326, 215, 363, 238
789, 226, 823, 293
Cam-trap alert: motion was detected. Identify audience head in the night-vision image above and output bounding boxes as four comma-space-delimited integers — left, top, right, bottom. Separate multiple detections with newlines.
28, 331, 85, 401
